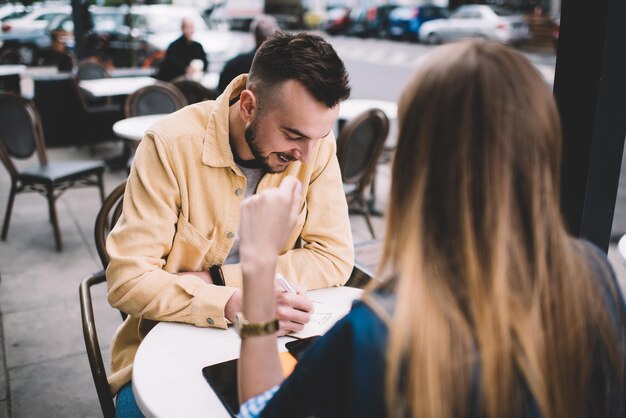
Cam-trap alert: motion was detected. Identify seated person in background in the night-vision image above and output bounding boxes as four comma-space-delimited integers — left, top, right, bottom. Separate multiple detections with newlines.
156, 16, 208, 82
236, 40, 626, 418
217, 15, 279, 95
106, 32, 354, 417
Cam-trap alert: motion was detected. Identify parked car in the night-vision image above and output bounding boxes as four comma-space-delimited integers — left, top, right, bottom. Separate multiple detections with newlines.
0, 5, 70, 64
388, 4, 448, 41
53, 5, 245, 70
418, 5, 530, 46
0, 4, 29, 22
132, 5, 246, 70
50, 7, 143, 67
322, 6, 351, 35
346, 4, 398, 38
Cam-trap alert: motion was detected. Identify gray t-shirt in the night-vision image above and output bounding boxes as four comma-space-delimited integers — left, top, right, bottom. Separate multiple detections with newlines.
223, 164, 264, 265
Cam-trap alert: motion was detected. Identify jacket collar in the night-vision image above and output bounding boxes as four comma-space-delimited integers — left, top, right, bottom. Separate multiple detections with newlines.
201, 74, 248, 168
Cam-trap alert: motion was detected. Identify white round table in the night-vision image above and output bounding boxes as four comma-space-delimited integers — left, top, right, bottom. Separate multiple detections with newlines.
112, 114, 167, 142
0, 64, 26, 76
132, 286, 363, 418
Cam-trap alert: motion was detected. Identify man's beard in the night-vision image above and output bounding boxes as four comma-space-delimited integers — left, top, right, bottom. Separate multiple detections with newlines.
244, 119, 288, 173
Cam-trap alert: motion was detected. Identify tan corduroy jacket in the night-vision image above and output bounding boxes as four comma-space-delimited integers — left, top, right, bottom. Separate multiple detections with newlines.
105, 75, 354, 395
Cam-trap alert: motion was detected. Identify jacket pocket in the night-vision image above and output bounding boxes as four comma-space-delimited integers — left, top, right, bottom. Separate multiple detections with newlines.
164, 213, 214, 273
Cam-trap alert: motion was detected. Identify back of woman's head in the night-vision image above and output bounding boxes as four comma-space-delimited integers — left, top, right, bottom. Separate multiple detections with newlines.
383, 40, 625, 418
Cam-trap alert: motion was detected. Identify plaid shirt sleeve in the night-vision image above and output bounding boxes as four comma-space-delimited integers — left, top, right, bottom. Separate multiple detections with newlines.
237, 385, 280, 418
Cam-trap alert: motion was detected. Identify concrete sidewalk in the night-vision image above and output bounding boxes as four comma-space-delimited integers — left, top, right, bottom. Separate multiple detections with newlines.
0, 141, 624, 418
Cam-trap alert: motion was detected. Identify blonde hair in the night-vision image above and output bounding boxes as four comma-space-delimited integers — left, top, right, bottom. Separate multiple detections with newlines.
379, 40, 624, 418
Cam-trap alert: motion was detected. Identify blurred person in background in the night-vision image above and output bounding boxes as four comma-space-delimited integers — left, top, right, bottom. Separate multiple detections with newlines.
235, 40, 626, 418
217, 15, 279, 94
156, 16, 208, 82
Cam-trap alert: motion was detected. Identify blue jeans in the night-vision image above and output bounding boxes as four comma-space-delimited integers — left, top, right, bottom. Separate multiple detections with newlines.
116, 382, 144, 418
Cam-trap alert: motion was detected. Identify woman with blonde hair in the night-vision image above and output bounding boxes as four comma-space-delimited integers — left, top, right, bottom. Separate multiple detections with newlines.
234, 40, 626, 418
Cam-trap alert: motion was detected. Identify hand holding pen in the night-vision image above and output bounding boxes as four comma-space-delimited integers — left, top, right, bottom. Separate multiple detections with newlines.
274, 273, 314, 334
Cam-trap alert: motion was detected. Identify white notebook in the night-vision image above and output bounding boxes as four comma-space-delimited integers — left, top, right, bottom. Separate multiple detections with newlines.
289, 301, 352, 339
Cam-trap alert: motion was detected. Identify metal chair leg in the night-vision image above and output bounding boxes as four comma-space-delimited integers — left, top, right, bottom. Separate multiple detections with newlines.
46, 184, 62, 251
363, 210, 376, 239
1, 183, 16, 241
97, 172, 105, 204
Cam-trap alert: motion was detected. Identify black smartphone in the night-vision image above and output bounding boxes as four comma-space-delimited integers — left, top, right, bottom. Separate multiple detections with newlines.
202, 359, 239, 417
285, 335, 321, 360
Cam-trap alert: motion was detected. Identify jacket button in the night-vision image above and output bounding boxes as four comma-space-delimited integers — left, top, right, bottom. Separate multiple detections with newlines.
207, 318, 214, 325
235, 188, 243, 196
226, 232, 235, 239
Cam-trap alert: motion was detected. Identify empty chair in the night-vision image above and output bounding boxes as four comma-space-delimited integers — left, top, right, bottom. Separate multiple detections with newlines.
171, 79, 216, 104
80, 270, 116, 418
0, 93, 106, 251
336, 108, 389, 239
75, 58, 111, 81
124, 81, 187, 117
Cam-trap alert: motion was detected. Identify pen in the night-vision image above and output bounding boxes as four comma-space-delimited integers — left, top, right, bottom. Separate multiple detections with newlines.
275, 273, 297, 294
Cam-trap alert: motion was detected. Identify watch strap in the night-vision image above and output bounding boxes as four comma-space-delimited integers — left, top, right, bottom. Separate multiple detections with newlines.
235, 312, 279, 338
209, 265, 225, 286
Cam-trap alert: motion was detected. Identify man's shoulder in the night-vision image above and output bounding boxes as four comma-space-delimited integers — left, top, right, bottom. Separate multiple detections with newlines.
147, 101, 215, 148
168, 36, 185, 48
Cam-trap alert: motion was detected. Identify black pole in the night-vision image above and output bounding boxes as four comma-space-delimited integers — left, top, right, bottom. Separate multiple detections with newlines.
71, 0, 90, 60
554, 0, 626, 252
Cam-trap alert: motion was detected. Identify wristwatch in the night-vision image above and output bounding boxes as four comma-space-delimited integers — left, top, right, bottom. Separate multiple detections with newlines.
234, 312, 279, 338
209, 265, 225, 286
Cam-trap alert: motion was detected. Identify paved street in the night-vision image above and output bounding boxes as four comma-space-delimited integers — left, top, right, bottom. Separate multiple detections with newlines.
0, 32, 624, 418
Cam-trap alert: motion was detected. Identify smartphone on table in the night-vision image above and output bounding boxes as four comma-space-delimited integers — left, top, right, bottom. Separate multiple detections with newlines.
202, 335, 321, 416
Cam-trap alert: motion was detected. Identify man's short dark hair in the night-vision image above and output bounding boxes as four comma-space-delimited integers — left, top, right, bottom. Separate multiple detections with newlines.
248, 32, 351, 109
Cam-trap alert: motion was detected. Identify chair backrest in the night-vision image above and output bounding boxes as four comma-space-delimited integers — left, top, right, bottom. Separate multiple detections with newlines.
75, 58, 110, 81
171, 79, 216, 104
124, 81, 187, 118
79, 270, 116, 418
336, 108, 389, 191
0, 93, 48, 178
94, 180, 126, 270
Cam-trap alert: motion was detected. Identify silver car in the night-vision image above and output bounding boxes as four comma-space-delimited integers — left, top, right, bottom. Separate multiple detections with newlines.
418, 5, 529, 45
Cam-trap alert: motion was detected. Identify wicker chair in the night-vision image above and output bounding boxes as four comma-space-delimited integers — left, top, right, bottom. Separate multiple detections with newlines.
75, 58, 111, 81
0, 93, 106, 251
94, 180, 126, 271
124, 81, 187, 118
79, 270, 116, 418
336, 108, 389, 239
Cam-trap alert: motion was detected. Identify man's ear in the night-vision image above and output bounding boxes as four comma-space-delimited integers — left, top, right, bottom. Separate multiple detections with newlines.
238, 90, 257, 123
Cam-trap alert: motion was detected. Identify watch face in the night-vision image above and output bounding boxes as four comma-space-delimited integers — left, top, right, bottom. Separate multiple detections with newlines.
234, 313, 246, 335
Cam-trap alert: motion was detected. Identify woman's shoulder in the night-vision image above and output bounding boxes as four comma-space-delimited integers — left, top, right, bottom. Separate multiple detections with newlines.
344, 284, 396, 329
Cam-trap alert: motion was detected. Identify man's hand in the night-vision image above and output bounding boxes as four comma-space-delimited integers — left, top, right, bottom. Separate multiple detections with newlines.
225, 290, 242, 322
223, 287, 313, 333
275, 288, 314, 336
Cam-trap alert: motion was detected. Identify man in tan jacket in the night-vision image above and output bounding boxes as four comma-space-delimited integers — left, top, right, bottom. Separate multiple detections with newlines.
106, 32, 354, 416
